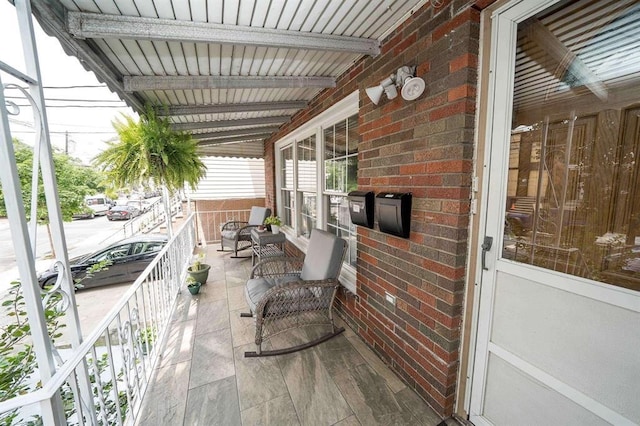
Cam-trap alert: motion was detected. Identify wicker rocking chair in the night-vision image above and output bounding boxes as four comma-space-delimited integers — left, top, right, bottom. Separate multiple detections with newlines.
218, 206, 271, 257
242, 229, 347, 357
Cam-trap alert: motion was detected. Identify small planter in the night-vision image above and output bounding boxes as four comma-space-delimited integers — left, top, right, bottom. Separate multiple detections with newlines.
187, 282, 201, 295
271, 225, 280, 234
187, 264, 211, 284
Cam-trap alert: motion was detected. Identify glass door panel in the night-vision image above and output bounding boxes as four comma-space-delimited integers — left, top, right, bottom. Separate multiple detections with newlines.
502, 0, 640, 292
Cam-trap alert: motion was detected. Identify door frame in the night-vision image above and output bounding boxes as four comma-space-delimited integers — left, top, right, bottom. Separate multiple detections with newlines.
462, 0, 561, 417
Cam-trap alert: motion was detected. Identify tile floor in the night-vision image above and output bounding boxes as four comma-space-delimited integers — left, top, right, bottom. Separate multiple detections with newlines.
136, 246, 451, 426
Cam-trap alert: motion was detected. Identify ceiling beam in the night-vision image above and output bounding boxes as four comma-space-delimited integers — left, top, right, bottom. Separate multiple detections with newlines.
30, 0, 145, 111
198, 133, 272, 145
157, 101, 307, 116
124, 75, 334, 92
191, 126, 281, 140
67, 12, 380, 56
173, 116, 288, 131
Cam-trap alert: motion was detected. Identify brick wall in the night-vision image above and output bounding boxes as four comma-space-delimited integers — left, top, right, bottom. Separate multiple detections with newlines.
265, 1, 483, 416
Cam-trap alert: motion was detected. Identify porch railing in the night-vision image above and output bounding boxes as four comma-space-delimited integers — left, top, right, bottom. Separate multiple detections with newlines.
122, 193, 184, 238
195, 209, 251, 243
0, 214, 196, 425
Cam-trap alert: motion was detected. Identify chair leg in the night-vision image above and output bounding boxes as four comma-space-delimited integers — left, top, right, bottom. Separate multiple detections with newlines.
244, 327, 345, 357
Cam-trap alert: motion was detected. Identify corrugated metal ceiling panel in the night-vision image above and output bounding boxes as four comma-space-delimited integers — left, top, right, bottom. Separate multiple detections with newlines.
37, 0, 428, 158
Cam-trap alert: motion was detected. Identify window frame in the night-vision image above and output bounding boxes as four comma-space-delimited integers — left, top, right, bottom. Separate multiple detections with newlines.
274, 90, 359, 293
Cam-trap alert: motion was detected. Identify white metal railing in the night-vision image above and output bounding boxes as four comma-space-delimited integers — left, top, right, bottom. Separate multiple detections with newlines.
0, 214, 196, 425
195, 209, 251, 243
122, 193, 183, 238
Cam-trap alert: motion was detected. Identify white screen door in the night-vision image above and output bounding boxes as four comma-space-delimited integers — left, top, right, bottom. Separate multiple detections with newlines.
469, 1, 640, 425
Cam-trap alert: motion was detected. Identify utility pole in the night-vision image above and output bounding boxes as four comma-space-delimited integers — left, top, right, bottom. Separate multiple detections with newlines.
65, 130, 68, 154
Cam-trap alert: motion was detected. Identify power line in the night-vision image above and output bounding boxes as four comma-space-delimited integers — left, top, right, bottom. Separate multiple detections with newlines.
8, 104, 131, 109
10, 130, 117, 135
8, 84, 110, 90
5, 95, 126, 103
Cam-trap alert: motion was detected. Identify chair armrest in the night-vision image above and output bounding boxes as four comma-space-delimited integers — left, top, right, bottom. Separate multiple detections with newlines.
221, 220, 248, 232
250, 257, 304, 279
238, 224, 260, 236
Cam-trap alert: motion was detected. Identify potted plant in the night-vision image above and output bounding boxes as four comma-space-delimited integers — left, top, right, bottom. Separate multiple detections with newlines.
186, 276, 201, 295
139, 326, 156, 355
187, 253, 210, 284
264, 215, 282, 234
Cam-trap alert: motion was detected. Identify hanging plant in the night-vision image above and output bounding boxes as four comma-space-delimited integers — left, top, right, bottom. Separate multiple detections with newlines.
94, 105, 207, 192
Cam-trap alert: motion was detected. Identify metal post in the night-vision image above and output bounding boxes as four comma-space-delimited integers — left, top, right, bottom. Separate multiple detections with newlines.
0, 75, 65, 426
12, 0, 96, 421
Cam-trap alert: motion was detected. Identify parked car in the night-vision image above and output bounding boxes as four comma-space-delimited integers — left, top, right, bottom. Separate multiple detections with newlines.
85, 194, 114, 216
72, 205, 97, 219
38, 235, 168, 289
126, 199, 152, 213
106, 205, 140, 221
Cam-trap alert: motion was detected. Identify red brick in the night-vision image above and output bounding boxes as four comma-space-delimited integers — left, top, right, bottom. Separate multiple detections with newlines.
448, 84, 477, 101
429, 99, 475, 121
425, 160, 472, 174
394, 33, 417, 56
400, 163, 427, 175
450, 53, 478, 72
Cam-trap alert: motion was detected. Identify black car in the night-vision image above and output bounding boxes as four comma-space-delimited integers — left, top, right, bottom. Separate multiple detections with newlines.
106, 205, 140, 221
38, 235, 168, 289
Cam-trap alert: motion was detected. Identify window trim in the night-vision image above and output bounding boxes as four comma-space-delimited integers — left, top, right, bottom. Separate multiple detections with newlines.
275, 90, 359, 293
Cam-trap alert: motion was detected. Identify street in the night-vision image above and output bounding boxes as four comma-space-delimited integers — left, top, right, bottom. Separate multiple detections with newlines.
0, 215, 126, 294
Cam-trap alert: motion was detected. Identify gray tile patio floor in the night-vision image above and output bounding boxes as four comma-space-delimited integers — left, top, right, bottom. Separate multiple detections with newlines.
136, 245, 449, 426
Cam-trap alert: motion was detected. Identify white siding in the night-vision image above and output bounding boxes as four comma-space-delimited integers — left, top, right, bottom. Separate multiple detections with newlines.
186, 156, 265, 200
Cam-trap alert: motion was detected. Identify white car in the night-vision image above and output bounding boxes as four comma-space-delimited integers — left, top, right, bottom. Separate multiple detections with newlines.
85, 195, 113, 216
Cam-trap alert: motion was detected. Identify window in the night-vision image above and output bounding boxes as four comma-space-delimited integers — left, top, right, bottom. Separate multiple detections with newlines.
281, 145, 294, 227
275, 91, 359, 292
297, 135, 317, 238
324, 115, 359, 267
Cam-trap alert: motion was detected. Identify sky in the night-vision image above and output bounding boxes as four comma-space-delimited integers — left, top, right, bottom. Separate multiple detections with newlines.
1, 1, 135, 164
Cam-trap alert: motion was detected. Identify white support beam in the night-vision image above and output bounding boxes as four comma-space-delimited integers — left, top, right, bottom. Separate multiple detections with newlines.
191, 126, 281, 140
157, 101, 307, 116
30, 0, 145, 111
67, 12, 380, 56
124, 75, 334, 92
198, 133, 272, 145
173, 116, 288, 131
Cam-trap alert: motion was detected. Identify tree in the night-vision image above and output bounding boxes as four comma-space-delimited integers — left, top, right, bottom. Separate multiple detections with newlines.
0, 139, 106, 221
94, 106, 206, 193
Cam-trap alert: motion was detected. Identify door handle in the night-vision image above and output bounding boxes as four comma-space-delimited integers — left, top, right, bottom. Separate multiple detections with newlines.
481, 236, 493, 271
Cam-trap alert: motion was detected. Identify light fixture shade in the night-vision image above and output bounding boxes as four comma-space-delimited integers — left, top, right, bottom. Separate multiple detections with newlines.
365, 85, 384, 105
401, 76, 426, 101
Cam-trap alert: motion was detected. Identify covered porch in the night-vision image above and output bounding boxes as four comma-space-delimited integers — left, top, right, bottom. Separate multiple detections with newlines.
137, 245, 448, 425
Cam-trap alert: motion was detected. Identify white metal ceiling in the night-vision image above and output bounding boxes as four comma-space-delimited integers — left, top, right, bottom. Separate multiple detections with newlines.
30, 0, 428, 158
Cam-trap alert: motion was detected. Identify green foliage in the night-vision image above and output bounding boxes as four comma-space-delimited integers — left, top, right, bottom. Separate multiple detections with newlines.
0, 281, 66, 424
0, 139, 106, 221
1, 257, 122, 424
94, 106, 207, 192
263, 215, 282, 226
190, 253, 205, 271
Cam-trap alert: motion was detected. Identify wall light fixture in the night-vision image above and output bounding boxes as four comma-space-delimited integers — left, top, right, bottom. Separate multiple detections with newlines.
365, 65, 425, 105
